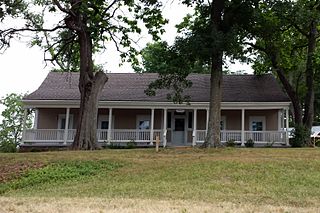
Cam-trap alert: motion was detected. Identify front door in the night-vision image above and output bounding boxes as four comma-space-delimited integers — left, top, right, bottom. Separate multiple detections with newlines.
173, 118, 185, 145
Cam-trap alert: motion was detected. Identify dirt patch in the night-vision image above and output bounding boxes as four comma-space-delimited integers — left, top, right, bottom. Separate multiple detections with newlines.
0, 197, 319, 213
0, 162, 45, 183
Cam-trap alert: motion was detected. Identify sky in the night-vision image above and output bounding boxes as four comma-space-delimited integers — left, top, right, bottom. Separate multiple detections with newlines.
0, 1, 252, 114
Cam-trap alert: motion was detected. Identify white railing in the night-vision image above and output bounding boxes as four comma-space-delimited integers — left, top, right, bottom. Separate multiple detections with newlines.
221, 130, 242, 142
244, 131, 286, 144
24, 129, 287, 145
25, 129, 65, 142
97, 129, 108, 142
196, 130, 206, 142
67, 129, 77, 141
196, 130, 286, 144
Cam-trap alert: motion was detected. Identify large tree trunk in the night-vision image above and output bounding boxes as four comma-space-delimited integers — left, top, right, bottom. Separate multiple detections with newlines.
70, 23, 108, 150
303, 20, 317, 129
269, 50, 303, 125
72, 71, 107, 150
204, 53, 223, 147
203, 0, 224, 148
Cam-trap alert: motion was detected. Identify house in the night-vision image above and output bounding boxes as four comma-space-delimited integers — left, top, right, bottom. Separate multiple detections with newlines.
21, 72, 291, 147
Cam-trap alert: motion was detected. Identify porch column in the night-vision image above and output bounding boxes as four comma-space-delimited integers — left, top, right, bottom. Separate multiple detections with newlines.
33, 109, 39, 129
63, 108, 70, 145
281, 109, 285, 131
285, 108, 289, 146
21, 108, 28, 145
192, 109, 197, 147
205, 108, 209, 134
241, 108, 245, 146
163, 108, 167, 147
107, 108, 112, 144
150, 108, 154, 145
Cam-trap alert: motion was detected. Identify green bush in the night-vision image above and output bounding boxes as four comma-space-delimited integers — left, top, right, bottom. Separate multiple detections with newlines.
245, 139, 254, 148
315, 139, 320, 147
226, 139, 236, 147
0, 140, 17, 153
126, 140, 137, 149
290, 125, 310, 147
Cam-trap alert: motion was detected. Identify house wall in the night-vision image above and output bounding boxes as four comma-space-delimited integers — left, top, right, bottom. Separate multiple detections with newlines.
36, 108, 279, 131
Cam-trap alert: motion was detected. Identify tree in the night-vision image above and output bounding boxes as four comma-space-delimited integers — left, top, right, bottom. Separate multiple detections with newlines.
0, 0, 167, 150
245, 0, 320, 146
137, 0, 258, 147
0, 93, 32, 152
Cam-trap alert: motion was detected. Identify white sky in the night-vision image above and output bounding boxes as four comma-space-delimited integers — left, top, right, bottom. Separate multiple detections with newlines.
0, 1, 252, 114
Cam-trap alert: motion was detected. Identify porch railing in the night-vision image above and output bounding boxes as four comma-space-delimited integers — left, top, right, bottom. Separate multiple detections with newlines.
24, 129, 287, 145
196, 130, 287, 144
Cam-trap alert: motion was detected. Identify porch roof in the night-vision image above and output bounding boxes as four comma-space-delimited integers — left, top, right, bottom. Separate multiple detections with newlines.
24, 72, 290, 103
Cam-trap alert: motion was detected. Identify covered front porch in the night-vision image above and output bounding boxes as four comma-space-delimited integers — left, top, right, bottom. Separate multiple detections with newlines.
21, 102, 290, 147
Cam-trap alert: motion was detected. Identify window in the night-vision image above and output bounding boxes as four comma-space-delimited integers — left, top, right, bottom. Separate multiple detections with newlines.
220, 116, 226, 130
98, 115, 111, 130
136, 115, 151, 130
58, 114, 73, 129
139, 120, 150, 130
101, 121, 109, 129
188, 111, 193, 129
249, 116, 266, 131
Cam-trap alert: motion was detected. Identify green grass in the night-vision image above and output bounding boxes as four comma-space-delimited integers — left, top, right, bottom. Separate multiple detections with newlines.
1, 148, 320, 207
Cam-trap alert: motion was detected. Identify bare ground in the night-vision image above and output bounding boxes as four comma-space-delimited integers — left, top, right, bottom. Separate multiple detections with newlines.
0, 197, 319, 213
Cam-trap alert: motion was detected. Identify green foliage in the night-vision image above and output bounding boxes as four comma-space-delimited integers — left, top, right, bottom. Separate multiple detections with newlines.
126, 140, 137, 149
226, 139, 236, 147
245, 139, 254, 148
0, 0, 27, 20
1, 0, 167, 72
290, 124, 310, 147
0, 160, 122, 194
0, 93, 32, 152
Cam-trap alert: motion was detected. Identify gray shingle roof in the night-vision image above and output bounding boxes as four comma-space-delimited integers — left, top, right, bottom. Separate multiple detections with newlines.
24, 72, 290, 102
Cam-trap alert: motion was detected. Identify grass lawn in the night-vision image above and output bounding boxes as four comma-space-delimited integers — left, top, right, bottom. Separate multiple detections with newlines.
1, 148, 320, 212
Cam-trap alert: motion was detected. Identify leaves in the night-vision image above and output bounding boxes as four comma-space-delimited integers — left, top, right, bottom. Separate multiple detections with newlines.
0, 93, 32, 152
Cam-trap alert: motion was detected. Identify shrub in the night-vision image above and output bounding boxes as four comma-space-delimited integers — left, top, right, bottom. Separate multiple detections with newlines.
315, 139, 320, 147
226, 139, 236, 147
126, 140, 137, 149
0, 140, 17, 153
290, 124, 310, 147
245, 139, 254, 148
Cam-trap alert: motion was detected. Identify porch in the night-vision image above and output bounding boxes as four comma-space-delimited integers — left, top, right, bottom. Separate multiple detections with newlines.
23, 129, 288, 146
21, 105, 290, 147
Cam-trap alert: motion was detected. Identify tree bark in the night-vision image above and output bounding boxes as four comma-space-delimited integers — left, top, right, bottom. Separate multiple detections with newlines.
303, 20, 317, 130
203, 0, 224, 148
64, 1, 108, 150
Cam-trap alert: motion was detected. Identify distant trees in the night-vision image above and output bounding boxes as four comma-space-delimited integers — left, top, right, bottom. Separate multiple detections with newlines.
0, 93, 32, 152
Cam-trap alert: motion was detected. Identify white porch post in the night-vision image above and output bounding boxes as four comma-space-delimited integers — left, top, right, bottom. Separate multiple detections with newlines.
21, 108, 28, 145
163, 108, 167, 147
282, 109, 285, 131
150, 108, 154, 145
205, 108, 209, 134
241, 108, 245, 146
285, 108, 289, 146
33, 109, 39, 129
107, 108, 113, 144
192, 109, 197, 147
63, 108, 70, 145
